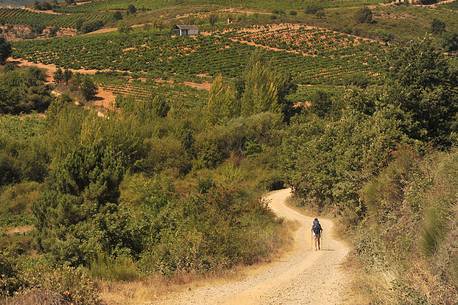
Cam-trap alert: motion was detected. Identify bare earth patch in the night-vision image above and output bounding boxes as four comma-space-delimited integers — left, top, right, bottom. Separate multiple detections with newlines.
4, 225, 34, 235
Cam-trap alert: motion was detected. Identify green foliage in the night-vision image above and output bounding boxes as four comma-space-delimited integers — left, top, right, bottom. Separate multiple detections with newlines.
89, 254, 139, 281
0, 8, 111, 29
0, 252, 24, 296
118, 22, 132, 34
355, 7, 373, 24
79, 78, 98, 101
0, 182, 42, 227
442, 32, 458, 52
386, 38, 458, 147
0, 152, 20, 187
281, 89, 406, 217
0, 37, 12, 65
308, 90, 335, 118
0, 67, 52, 114
13, 27, 383, 86
112, 11, 123, 21
240, 53, 297, 121
137, 184, 281, 275
127, 4, 137, 15
304, 5, 323, 15
431, 19, 446, 35
206, 74, 239, 124
80, 20, 104, 33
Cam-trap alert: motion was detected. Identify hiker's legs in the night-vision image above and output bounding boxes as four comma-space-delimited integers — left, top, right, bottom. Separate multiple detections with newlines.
317, 236, 321, 250
313, 234, 319, 250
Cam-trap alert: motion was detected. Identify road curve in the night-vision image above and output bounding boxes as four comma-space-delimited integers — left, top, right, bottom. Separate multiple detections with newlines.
149, 189, 350, 305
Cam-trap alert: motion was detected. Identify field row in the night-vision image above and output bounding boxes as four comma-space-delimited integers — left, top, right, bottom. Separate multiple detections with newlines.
0, 8, 111, 28
93, 74, 208, 109
219, 24, 382, 57
13, 28, 385, 85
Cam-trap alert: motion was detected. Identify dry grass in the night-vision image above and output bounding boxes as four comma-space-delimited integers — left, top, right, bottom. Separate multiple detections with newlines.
341, 253, 395, 305
0, 289, 69, 305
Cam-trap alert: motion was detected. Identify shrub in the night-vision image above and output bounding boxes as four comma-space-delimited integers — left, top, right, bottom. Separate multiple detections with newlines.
89, 254, 139, 281
304, 5, 323, 14
209, 14, 218, 26
0, 37, 12, 65
442, 32, 458, 52
79, 78, 97, 101
22, 266, 101, 305
118, 23, 131, 34
127, 4, 137, 15
0, 182, 41, 226
289, 10, 297, 16
112, 11, 123, 21
316, 10, 325, 19
80, 20, 104, 34
0, 152, 20, 186
431, 18, 446, 35
355, 7, 374, 24
0, 252, 24, 296
372, 29, 395, 43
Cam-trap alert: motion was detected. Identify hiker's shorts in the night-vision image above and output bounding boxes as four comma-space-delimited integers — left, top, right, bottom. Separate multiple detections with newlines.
313, 233, 321, 239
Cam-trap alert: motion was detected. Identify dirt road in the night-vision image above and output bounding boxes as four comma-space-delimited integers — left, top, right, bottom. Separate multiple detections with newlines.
149, 189, 350, 305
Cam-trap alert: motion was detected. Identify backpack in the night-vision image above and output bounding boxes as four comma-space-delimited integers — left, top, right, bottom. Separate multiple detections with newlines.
312, 221, 321, 235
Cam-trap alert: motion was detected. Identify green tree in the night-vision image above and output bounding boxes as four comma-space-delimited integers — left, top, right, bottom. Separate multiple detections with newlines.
33, 143, 126, 265
240, 53, 296, 120
54, 67, 64, 83
207, 74, 239, 124
0, 37, 12, 65
309, 90, 334, 118
63, 68, 73, 84
386, 38, 458, 147
153, 97, 170, 118
127, 4, 137, 15
80, 78, 97, 101
0, 67, 52, 114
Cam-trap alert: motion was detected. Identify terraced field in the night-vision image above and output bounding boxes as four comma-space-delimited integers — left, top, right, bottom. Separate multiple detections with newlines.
13, 24, 386, 85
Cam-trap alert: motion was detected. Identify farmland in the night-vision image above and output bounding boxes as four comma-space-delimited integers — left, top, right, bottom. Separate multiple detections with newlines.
54, 0, 386, 13
13, 25, 385, 86
0, 8, 111, 28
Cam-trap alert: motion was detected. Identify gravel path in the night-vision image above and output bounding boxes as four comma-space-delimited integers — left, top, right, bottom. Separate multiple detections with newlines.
148, 189, 350, 305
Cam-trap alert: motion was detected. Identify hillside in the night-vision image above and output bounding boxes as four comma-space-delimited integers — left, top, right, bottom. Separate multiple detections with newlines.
0, 0, 457, 305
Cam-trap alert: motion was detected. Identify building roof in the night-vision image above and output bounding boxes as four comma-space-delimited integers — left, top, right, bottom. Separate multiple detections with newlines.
174, 24, 199, 31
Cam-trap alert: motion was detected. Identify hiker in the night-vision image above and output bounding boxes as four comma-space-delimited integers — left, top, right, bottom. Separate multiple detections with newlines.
311, 218, 323, 251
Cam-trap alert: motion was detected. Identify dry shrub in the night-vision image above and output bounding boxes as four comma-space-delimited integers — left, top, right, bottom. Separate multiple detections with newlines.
0, 289, 69, 305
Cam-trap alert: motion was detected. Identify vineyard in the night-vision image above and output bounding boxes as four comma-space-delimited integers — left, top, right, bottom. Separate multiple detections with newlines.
220, 24, 380, 57
91, 73, 208, 116
54, 0, 386, 14
0, 8, 111, 28
13, 25, 386, 85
